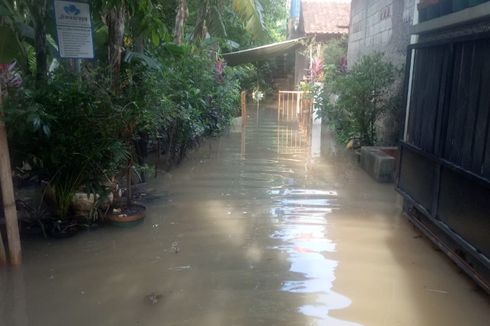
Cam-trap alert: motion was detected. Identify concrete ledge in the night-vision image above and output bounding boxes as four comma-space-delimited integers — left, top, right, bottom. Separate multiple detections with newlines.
411, 2, 490, 35
360, 146, 397, 183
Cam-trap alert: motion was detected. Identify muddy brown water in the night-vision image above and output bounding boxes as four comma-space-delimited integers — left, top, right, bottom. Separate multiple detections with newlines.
1, 105, 489, 326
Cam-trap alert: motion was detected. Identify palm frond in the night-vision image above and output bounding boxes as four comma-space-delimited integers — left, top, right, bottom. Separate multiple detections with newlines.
124, 50, 162, 70
232, 0, 266, 40
206, 5, 227, 38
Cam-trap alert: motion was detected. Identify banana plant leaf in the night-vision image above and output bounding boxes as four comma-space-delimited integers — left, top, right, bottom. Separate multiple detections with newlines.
0, 25, 23, 63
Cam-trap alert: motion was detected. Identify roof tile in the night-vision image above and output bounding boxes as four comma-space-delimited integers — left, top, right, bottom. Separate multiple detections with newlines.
301, 0, 351, 35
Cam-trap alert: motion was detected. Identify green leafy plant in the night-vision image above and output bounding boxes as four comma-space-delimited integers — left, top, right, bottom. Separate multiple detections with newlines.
5, 69, 128, 218
322, 53, 400, 146
144, 44, 240, 166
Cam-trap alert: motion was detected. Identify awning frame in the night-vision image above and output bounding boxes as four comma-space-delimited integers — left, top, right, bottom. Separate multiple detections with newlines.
222, 37, 307, 66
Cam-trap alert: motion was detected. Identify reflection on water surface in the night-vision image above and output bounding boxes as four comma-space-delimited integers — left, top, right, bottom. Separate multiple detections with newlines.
1, 104, 488, 326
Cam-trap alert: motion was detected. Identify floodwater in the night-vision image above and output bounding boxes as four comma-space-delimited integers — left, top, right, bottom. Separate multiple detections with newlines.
1, 103, 489, 326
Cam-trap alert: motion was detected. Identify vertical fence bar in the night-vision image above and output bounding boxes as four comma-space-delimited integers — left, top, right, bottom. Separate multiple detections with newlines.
296, 92, 300, 118
285, 92, 287, 120
278, 92, 282, 120
241, 90, 247, 119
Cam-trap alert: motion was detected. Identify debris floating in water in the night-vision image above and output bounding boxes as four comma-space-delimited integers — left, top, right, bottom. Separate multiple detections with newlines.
145, 292, 163, 305
171, 241, 180, 253
168, 265, 191, 271
425, 288, 448, 294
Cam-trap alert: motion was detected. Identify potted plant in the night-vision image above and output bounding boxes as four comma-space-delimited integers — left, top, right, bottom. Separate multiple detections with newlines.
105, 62, 159, 227
418, 0, 441, 22
106, 145, 147, 227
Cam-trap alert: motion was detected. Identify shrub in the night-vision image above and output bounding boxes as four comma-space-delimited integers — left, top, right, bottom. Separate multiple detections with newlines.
5, 43, 242, 217
151, 45, 240, 165
5, 69, 128, 218
322, 53, 400, 146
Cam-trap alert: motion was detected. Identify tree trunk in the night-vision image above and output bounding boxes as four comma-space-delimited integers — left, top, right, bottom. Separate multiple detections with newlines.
0, 225, 6, 265
192, 1, 209, 42
0, 174, 6, 264
34, 21, 47, 80
0, 84, 22, 265
174, 0, 188, 45
134, 35, 145, 54
107, 6, 126, 92
29, 0, 49, 81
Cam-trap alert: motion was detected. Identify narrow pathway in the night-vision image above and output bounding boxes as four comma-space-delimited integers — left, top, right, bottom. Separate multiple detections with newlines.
1, 104, 489, 326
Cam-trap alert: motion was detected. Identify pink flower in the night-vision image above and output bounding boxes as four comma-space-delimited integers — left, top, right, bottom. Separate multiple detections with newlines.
0, 62, 22, 89
311, 57, 324, 81
215, 58, 225, 83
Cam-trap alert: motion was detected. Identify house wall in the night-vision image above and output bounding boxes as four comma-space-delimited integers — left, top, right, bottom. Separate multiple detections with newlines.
294, 49, 308, 87
347, 0, 416, 67
346, 0, 416, 145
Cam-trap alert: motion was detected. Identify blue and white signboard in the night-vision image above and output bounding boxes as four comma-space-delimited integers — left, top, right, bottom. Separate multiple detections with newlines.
54, 1, 94, 59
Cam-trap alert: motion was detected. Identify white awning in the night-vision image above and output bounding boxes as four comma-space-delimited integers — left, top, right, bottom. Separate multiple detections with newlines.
223, 38, 305, 66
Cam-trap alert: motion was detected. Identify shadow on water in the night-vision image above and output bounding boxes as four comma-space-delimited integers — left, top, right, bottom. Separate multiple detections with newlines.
314, 110, 490, 325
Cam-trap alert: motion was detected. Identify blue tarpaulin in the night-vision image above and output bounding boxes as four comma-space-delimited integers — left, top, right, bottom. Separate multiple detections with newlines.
290, 0, 301, 17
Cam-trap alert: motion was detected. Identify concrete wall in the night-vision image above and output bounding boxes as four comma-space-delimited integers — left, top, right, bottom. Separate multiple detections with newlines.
347, 0, 416, 67
294, 50, 308, 87
346, 0, 416, 145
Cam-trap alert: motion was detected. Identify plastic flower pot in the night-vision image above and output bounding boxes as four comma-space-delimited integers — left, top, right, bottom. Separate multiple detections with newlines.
108, 204, 146, 227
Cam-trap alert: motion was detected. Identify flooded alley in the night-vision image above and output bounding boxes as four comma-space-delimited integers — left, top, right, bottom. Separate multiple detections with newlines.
1, 104, 489, 326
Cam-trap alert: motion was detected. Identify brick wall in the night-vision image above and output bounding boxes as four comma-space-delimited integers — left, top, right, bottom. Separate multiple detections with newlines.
347, 0, 415, 67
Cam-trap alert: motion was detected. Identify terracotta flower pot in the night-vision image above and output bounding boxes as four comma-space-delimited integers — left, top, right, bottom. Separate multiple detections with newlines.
107, 204, 146, 227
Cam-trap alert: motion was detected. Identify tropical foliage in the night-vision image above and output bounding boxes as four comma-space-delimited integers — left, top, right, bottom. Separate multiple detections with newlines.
5, 70, 127, 217
0, 0, 288, 222
321, 52, 401, 146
